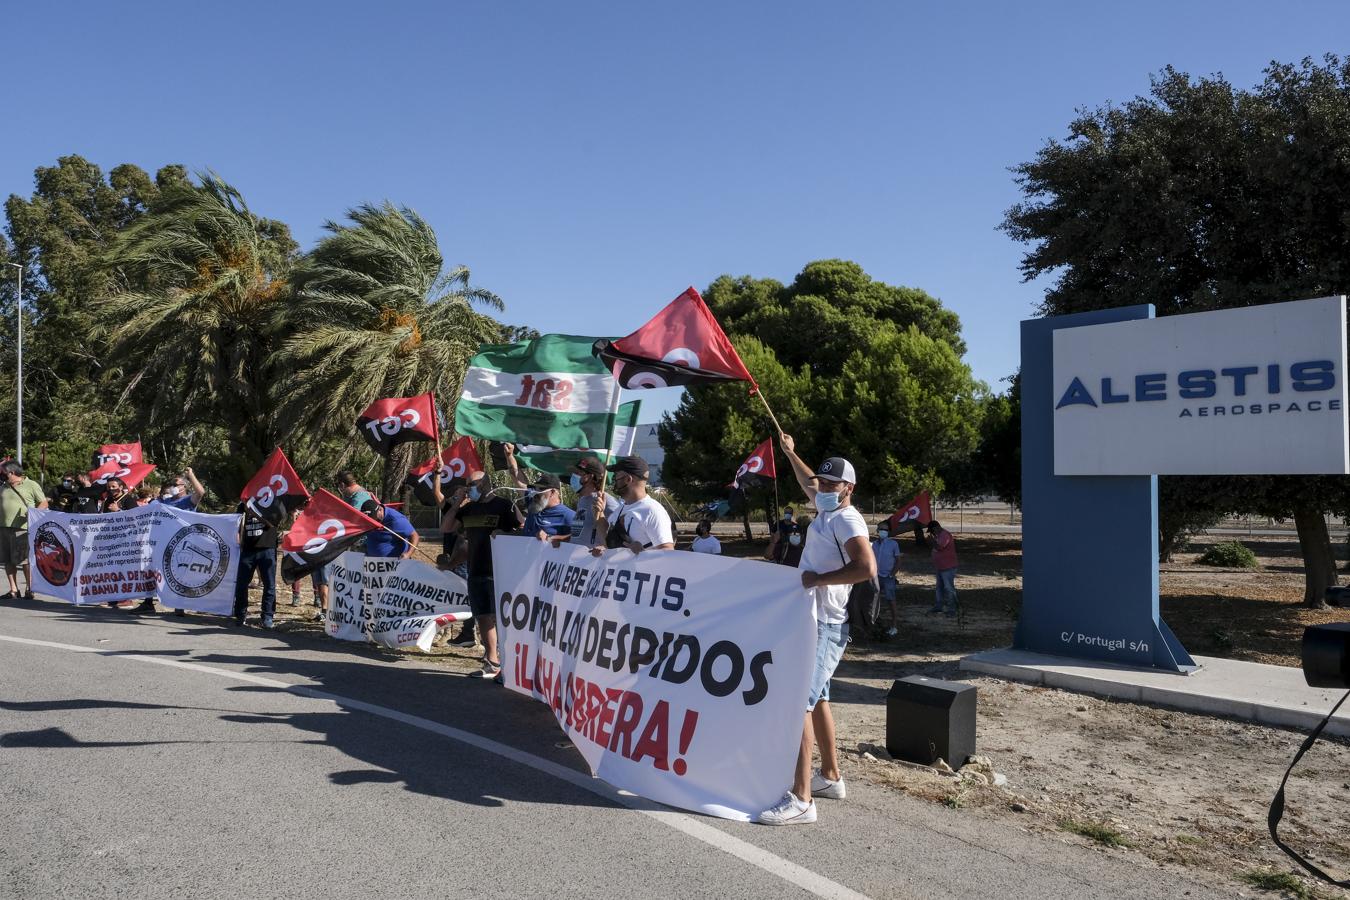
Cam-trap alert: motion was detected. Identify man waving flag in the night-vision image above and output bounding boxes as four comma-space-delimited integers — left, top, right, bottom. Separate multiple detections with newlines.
405, 437, 484, 506
456, 334, 618, 450
280, 489, 382, 582
593, 287, 757, 392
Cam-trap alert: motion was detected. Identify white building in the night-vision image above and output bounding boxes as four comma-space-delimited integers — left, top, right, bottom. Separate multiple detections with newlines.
632, 423, 665, 486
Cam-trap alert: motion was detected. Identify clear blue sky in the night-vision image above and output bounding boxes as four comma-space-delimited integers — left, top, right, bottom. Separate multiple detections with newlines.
6, 1, 1348, 420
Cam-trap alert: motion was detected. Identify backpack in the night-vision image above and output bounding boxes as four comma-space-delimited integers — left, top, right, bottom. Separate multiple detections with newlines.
831, 521, 882, 638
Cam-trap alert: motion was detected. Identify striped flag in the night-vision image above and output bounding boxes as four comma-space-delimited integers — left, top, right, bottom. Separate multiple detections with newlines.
514, 401, 642, 476
456, 334, 619, 450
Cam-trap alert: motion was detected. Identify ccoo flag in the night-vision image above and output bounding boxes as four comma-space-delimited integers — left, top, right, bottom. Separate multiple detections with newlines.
513, 400, 642, 476
732, 438, 777, 489
593, 287, 757, 392
356, 392, 440, 456
405, 437, 485, 506
280, 489, 382, 582
456, 334, 618, 450
241, 448, 310, 526
885, 491, 933, 531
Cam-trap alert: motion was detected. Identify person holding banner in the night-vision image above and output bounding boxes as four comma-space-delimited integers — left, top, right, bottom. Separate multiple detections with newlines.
758, 434, 875, 826
522, 473, 575, 544
0, 461, 48, 601
591, 456, 673, 555
101, 477, 135, 513
140, 468, 207, 616
568, 455, 615, 549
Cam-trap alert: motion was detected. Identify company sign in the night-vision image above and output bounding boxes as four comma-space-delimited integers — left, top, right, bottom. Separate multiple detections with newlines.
1053, 296, 1349, 475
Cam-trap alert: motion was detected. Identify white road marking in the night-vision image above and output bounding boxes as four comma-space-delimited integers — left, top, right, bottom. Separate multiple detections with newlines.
0, 632, 870, 900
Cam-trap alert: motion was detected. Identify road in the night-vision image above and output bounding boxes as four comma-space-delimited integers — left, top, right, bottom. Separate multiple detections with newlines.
0, 599, 1229, 900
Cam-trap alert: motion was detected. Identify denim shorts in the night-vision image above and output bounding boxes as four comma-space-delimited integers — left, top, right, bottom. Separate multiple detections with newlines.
807, 620, 850, 710
879, 575, 897, 601
310, 565, 330, 587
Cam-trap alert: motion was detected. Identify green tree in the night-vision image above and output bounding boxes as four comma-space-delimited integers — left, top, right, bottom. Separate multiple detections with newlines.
1003, 56, 1350, 605
660, 261, 983, 511
276, 202, 504, 500
96, 172, 298, 495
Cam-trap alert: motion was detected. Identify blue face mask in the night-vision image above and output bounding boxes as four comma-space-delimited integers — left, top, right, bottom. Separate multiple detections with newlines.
569, 473, 583, 492
814, 490, 841, 513
468, 485, 482, 502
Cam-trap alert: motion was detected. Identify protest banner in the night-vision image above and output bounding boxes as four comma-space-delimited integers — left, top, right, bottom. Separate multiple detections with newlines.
324, 551, 471, 652
29, 505, 240, 614
492, 536, 815, 821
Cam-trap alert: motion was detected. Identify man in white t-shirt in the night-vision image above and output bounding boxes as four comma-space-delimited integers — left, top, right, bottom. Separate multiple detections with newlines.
590, 455, 674, 555
758, 434, 875, 827
689, 520, 721, 554
569, 455, 616, 548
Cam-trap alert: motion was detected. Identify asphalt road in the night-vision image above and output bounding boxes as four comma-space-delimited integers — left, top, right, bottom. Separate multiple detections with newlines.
0, 599, 1230, 900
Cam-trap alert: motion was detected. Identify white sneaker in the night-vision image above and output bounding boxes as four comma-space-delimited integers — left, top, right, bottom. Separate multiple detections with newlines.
886, 627, 898, 637
757, 791, 816, 825
811, 769, 846, 800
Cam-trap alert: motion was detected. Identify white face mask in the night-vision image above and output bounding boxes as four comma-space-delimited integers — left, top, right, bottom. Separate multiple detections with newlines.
788, 533, 803, 547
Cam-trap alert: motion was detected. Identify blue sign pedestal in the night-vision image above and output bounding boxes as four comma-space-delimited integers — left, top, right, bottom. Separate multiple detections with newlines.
1017, 306, 1196, 673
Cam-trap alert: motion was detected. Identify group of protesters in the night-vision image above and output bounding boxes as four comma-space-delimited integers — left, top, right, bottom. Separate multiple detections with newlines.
0, 434, 960, 829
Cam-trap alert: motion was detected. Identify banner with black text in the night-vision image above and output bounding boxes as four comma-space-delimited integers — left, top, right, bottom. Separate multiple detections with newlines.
492, 537, 814, 821
324, 552, 472, 652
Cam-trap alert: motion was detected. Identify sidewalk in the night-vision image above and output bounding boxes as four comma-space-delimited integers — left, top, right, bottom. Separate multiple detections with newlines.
961, 648, 1350, 736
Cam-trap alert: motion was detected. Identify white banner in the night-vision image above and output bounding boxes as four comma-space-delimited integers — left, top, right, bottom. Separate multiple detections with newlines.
325, 552, 471, 652
28, 506, 240, 614
492, 536, 815, 821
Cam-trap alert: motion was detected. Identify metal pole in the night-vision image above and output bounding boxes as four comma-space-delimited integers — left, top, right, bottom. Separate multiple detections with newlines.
5, 263, 19, 463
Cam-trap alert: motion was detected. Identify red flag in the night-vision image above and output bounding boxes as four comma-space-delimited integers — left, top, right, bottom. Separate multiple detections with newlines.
356, 392, 440, 456
92, 442, 143, 469
88, 460, 156, 489
593, 287, 757, 391
886, 491, 933, 531
240, 448, 310, 525
733, 437, 777, 488
405, 437, 483, 506
280, 489, 382, 581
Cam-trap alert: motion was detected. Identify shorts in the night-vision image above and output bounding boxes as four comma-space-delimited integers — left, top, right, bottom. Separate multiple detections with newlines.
467, 575, 496, 618
879, 575, 897, 602
807, 620, 850, 710
0, 528, 27, 567
311, 565, 329, 587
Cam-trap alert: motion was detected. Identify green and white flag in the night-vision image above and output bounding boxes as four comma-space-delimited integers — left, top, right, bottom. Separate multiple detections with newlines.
456, 334, 618, 449
514, 400, 642, 476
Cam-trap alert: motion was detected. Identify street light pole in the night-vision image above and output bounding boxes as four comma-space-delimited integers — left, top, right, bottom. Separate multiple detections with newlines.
5, 262, 21, 463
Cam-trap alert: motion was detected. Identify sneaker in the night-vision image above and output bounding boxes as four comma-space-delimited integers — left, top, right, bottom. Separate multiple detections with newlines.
811, 770, 846, 800
492, 670, 504, 686
261, 616, 274, 630
132, 599, 157, 614
232, 616, 245, 627
173, 608, 186, 617
22, 590, 34, 601
0, 592, 15, 602
470, 658, 502, 678
313, 610, 326, 622
886, 627, 898, 637
449, 628, 476, 646
290, 593, 302, 607
757, 791, 816, 825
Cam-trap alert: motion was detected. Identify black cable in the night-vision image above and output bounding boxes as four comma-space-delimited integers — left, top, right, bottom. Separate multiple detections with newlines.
1267, 688, 1350, 887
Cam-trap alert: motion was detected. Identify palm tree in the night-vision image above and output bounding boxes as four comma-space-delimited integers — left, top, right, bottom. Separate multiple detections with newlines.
274, 202, 503, 500
97, 173, 297, 492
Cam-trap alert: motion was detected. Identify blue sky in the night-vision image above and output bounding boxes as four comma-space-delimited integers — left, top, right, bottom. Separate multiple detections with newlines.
6, 1, 1348, 420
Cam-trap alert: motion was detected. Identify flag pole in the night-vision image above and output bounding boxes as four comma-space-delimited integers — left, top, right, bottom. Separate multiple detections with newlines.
755, 389, 785, 437
381, 523, 440, 564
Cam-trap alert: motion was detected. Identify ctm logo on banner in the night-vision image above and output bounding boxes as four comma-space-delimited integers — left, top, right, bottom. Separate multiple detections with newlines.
1020, 296, 1349, 672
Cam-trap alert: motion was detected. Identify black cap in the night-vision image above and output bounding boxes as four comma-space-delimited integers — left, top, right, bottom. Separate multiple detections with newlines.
606, 455, 649, 479
361, 499, 382, 515
575, 455, 605, 478
530, 473, 561, 491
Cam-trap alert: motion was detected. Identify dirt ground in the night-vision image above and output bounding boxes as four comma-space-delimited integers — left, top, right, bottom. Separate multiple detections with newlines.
260, 530, 1350, 898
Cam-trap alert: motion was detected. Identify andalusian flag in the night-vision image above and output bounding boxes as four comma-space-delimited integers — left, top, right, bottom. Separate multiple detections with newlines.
514, 401, 642, 476
456, 334, 619, 450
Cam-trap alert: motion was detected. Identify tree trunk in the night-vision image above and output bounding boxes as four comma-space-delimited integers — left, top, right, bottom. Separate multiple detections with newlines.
1294, 503, 1336, 608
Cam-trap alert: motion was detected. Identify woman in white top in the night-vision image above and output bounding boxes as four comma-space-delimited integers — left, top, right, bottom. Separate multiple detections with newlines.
689, 520, 722, 554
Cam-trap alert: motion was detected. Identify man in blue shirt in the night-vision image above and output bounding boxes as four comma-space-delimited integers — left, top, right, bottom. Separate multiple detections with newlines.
361, 499, 420, 559
522, 474, 575, 544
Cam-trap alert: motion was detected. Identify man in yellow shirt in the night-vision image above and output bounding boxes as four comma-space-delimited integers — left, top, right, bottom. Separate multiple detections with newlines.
0, 461, 48, 600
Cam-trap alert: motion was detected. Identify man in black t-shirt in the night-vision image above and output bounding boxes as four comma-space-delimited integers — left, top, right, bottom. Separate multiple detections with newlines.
233, 501, 281, 629
443, 473, 522, 680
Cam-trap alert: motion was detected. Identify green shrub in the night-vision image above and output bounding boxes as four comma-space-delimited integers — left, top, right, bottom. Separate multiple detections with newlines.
1197, 541, 1258, 568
